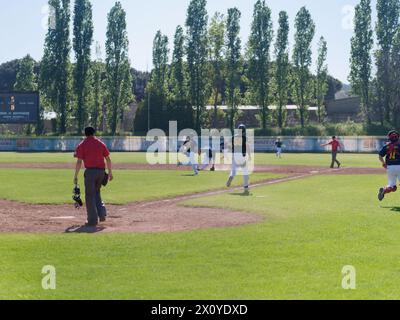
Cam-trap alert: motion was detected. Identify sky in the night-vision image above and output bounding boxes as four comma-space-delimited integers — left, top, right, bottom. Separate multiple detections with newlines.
0, 0, 378, 83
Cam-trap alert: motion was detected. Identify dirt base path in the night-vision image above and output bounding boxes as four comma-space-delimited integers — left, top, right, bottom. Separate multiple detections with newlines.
0, 162, 384, 175
0, 174, 315, 234
0, 166, 383, 234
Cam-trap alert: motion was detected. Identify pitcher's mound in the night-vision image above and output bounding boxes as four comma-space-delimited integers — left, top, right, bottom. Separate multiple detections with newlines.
0, 200, 262, 234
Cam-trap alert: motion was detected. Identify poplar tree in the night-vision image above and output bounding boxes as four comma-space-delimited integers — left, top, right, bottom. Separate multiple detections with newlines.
40, 0, 71, 134
73, 0, 93, 133
208, 12, 225, 128
105, 1, 133, 134
375, 0, 399, 124
292, 6, 315, 128
274, 11, 289, 128
316, 37, 328, 123
247, 0, 273, 131
226, 7, 241, 130
186, 0, 209, 131
349, 0, 373, 124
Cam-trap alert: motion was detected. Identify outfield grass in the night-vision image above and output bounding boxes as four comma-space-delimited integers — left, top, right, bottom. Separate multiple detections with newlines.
1, 174, 400, 299
0, 169, 281, 204
0, 151, 381, 168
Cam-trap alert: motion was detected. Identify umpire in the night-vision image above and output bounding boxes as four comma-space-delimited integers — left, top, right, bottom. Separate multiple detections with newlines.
73, 127, 113, 227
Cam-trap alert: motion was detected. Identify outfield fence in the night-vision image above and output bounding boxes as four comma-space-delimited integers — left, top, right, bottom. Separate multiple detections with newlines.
0, 136, 388, 153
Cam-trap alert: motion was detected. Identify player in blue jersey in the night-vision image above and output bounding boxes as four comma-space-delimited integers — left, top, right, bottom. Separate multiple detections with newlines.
378, 130, 400, 201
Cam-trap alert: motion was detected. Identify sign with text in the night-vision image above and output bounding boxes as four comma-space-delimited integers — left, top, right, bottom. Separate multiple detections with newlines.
0, 92, 39, 124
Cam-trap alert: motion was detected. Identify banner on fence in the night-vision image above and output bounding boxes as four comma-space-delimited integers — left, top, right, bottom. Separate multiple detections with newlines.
0, 136, 388, 153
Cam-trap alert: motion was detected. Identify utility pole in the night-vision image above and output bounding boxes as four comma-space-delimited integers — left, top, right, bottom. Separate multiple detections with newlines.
147, 62, 150, 132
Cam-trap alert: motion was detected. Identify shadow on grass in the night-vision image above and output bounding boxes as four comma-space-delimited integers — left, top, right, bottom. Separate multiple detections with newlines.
181, 174, 198, 177
381, 206, 400, 213
65, 225, 106, 234
229, 192, 252, 197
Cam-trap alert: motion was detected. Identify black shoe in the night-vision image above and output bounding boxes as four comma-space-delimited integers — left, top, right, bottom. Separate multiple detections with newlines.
99, 216, 106, 223
85, 223, 98, 228
378, 188, 385, 202
210, 167, 215, 172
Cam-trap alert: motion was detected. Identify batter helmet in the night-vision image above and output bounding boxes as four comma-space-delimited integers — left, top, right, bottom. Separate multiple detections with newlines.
388, 130, 400, 143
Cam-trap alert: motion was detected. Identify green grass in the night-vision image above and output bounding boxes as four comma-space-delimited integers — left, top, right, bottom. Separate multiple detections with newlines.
1, 174, 400, 299
0, 152, 380, 168
0, 169, 281, 204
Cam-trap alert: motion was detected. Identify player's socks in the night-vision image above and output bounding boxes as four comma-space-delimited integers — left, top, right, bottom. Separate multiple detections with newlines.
226, 176, 234, 187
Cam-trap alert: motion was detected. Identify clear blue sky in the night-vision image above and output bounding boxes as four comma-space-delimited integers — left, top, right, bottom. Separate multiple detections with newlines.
0, 0, 378, 83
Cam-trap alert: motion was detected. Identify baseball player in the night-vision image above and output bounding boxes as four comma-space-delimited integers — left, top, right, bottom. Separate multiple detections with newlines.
321, 136, 342, 168
73, 127, 113, 227
226, 124, 252, 195
378, 130, 400, 201
199, 147, 216, 171
178, 136, 199, 175
275, 138, 283, 158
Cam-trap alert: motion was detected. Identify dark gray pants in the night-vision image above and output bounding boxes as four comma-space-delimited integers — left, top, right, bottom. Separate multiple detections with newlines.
331, 152, 341, 168
84, 169, 107, 226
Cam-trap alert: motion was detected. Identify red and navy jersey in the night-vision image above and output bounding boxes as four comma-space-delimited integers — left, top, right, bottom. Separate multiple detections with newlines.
379, 142, 400, 166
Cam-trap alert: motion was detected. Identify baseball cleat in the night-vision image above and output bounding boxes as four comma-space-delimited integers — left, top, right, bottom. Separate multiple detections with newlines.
378, 188, 385, 201
210, 167, 215, 172
244, 188, 250, 196
100, 216, 106, 222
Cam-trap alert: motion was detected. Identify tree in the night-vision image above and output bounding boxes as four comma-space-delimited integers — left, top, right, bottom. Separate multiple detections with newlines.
315, 37, 328, 123
91, 43, 105, 131
292, 6, 315, 128
14, 55, 37, 91
0, 59, 20, 91
247, 0, 273, 131
186, 0, 209, 132
105, 1, 133, 135
375, 0, 399, 124
152, 31, 169, 94
40, 0, 71, 134
73, 0, 93, 133
226, 7, 241, 130
148, 31, 169, 130
349, 0, 374, 125
171, 25, 187, 103
274, 11, 290, 128
168, 25, 193, 130
208, 12, 225, 128
14, 55, 39, 135
390, 30, 400, 127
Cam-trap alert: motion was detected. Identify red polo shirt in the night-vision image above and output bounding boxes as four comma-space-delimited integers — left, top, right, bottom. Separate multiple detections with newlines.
329, 140, 340, 152
74, 136, 110, 169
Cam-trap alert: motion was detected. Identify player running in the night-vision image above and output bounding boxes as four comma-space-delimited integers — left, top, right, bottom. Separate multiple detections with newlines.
199, 147, 216, 172
378, 130, 400, 201
321, 136, 342, 168
226, 124, 252, 195
275, 138, 283, 158
178, 136, 199, 175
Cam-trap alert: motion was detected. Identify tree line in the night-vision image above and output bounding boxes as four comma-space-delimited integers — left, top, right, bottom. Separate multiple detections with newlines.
350, 0, 400, 128
8, 0, 135, 135
4, 0, 344, 136
135, 0, 341, 133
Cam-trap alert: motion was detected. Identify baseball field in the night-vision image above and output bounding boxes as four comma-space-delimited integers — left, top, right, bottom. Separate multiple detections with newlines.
0, 152, 398, 300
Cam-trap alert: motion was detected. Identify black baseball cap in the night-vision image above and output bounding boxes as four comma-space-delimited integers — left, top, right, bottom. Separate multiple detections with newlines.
85, 127, 96, 136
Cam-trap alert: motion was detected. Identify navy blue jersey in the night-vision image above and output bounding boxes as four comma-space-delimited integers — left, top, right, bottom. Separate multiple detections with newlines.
275, 141, 282, 148
379, 143, 400, 166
